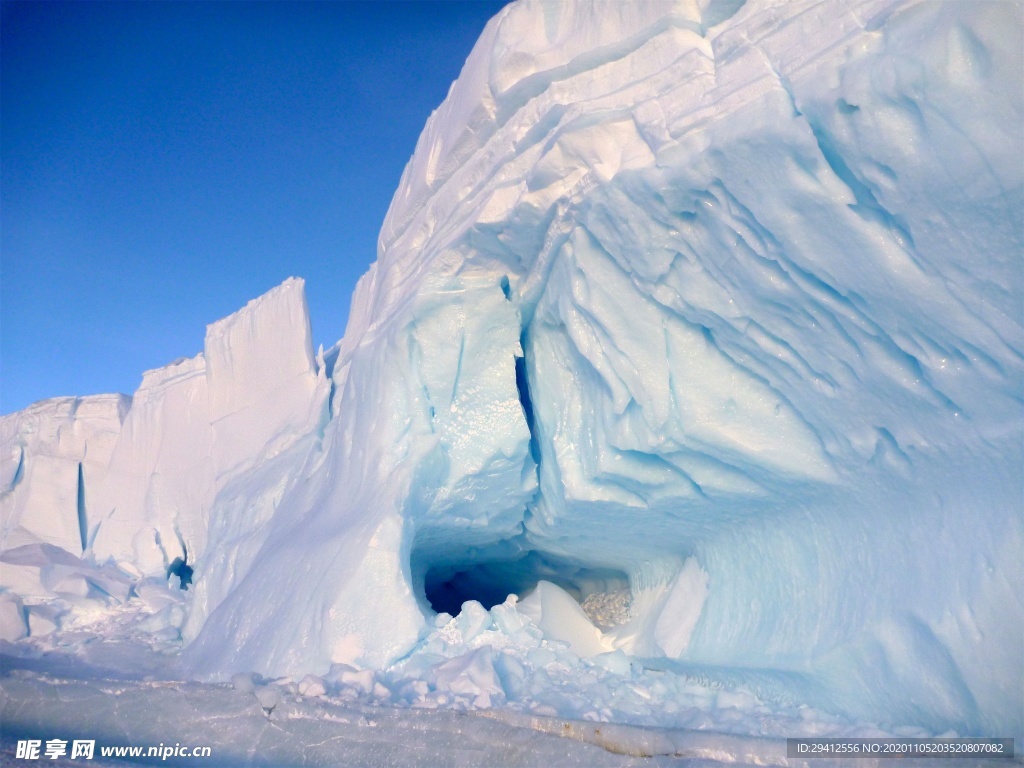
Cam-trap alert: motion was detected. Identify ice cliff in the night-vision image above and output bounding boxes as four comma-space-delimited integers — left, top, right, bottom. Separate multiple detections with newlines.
2, 0, 1021, 741
2, 279, 330, 596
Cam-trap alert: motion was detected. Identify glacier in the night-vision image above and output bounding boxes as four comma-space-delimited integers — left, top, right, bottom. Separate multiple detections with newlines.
2, 0, 1022, 756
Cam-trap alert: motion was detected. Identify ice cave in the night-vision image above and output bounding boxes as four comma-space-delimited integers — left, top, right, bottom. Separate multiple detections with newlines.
1, 0, 1021, 762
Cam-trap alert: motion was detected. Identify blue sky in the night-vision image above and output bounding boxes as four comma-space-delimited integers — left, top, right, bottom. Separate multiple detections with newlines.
1, 1, 507, 414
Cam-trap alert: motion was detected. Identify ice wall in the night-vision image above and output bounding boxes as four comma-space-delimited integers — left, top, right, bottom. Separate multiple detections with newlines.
0, 395, 129, 596
190, 0, 1023, 737
205, 278, 325, 481
1, 278, 329, 594
88, 355, 213, 575
86, 277, 329, 579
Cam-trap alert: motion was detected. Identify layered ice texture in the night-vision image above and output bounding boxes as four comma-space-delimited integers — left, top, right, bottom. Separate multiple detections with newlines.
2, 0, 1022, 744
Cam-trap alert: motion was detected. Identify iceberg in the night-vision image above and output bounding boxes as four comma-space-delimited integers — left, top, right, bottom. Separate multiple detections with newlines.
2, 0, 1021, 748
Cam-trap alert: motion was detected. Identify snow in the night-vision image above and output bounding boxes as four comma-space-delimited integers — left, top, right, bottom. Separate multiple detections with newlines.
2, 0, 1022, 762
1, 672, 687, 767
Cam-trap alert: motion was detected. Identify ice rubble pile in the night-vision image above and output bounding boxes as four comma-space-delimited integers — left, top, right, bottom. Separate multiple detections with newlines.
2, 0, 1022, 742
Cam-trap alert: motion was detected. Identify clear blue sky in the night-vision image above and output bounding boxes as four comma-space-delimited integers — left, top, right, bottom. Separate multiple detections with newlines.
1, 1, 507, 414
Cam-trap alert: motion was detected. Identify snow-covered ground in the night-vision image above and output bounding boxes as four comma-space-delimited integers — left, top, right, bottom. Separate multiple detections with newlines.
2, 0, 1022, 764
1, 610, 1011, 767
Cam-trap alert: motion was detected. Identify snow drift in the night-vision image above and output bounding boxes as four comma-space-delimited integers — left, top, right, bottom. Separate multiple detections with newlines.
2, 0, 1021, 742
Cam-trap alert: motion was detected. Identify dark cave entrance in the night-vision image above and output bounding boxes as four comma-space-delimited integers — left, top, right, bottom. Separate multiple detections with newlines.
420, 549, 629, 617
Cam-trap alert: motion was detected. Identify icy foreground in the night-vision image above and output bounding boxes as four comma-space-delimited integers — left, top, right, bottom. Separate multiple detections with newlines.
3, 0, 1022, 755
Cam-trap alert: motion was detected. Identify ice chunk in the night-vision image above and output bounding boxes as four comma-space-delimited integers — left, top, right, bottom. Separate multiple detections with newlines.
230, 672, 257, 694
327, 665, 376, 697
518, 580, 610, 658
297, 674, 327, 698
456, 601, 494, 645
26, 603, 60, 637
433, 646, 504, 708
653, 558, 708, 658
0, 592, 28, 642
254, 684, 280, 714
0, 543, 131, 605
133, 578, 185, 612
